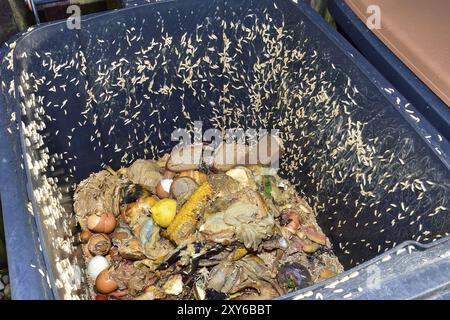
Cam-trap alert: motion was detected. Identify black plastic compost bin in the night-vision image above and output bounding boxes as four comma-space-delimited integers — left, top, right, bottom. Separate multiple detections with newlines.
0, 0, 449, 300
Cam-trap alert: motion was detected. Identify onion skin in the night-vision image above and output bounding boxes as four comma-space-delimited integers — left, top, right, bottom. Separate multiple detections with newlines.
301, 226, 327, 246
95, 270, 119, 294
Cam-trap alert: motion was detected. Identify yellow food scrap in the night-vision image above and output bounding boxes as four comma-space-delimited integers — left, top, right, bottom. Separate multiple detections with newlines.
230, 247, 248, 261
166, 182, 214, 245
151, 199, 177, 228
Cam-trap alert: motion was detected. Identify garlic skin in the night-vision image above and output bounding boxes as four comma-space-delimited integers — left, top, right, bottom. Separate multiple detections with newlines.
87, 212, 117, 234
87, 256, 109, 280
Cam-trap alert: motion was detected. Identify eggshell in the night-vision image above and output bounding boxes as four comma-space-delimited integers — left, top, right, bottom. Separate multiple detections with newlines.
87, 212, 117, 234
87, 256, 109, 280
95, 270, 118, 294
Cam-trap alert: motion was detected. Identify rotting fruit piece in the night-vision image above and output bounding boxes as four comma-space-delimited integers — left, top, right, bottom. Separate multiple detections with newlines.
74, 152, 343, 300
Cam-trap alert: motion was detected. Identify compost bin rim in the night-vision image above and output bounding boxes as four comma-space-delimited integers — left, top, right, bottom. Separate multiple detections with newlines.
2, 0, 449, 300
0, 37, 55, 300
277, 236, 450, 300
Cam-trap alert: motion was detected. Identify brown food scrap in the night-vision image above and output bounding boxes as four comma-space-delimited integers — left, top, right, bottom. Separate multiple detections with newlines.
301, 226, 328, 246
280, 209, 302, 233
126, 159, 162, 192
230, 247, 248, 261
111, 261, 153, 296
319, 269, 337, 280
302, 240, 320, 254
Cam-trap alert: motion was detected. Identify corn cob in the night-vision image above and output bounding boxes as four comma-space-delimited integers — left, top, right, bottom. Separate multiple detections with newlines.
165, 182, 214, 245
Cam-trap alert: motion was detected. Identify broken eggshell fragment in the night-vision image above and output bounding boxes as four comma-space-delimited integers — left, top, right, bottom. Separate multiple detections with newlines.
155, 176, 174, 199
111, 226, 146, 260
96, 269, 119, 294
87, 255, 110, 280
80, 229, 93, 243
87, 212, 117, 234
159, 170, 177, 198
87, 233, 112, 256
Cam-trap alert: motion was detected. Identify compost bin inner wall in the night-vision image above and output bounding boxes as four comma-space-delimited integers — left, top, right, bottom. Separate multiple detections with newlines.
12, 0, 450, 299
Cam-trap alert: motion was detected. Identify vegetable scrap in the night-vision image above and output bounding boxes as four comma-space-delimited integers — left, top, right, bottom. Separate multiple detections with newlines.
74, 142, 343, 300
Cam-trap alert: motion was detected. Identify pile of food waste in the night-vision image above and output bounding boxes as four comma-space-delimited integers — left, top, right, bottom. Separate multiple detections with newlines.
74, 143, 343, 300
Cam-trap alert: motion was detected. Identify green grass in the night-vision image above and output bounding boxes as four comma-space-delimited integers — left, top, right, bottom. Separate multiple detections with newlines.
304, 0, 336, 28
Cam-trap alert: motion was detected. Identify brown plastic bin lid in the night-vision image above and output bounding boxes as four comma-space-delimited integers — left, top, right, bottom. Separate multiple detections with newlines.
345, 0, 450, 107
